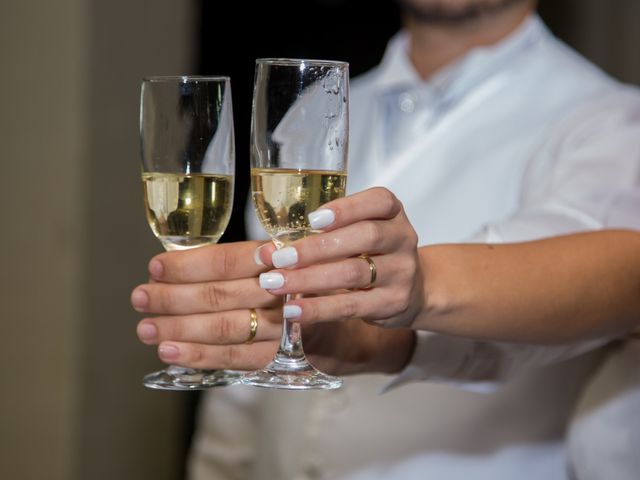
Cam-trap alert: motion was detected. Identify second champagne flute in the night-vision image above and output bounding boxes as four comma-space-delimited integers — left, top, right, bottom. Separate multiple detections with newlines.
244, 58, 349, 390
140, 76, 239, 390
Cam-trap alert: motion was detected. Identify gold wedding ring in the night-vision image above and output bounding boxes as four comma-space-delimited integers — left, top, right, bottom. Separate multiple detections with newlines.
246, 309, 258, 344
358, 254, 377, 290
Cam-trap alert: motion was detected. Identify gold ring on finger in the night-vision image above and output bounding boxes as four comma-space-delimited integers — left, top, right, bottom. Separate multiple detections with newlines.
245, 308, 258, 344
358, 254, 377, 290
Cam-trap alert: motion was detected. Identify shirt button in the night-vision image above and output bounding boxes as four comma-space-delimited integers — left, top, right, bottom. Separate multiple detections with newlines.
398, 92, 416, 113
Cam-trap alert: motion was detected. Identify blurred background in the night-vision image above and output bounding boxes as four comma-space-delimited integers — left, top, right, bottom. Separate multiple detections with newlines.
1, 0, 638, 479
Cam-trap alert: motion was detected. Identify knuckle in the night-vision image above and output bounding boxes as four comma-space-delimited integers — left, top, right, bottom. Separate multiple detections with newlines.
363, 221, 384, 248
406, 226, 419, 247
409, 257, 420, 278
398, 255, 418, 279
203, 283, 227, 310
217, 246, 238, 278
375, 187, 400, 216
396, 209, 418, 246
221, 345, 238, 369
339, 297, 359, 320
213, 313, 234, 344
385, 287, 412, 317
394, 293, 411, 314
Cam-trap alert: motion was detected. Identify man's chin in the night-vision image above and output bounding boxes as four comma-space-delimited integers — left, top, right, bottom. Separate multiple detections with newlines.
396, 0, 529, 24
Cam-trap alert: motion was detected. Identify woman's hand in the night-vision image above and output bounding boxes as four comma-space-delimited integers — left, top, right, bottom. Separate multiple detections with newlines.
256, 187, 425, 329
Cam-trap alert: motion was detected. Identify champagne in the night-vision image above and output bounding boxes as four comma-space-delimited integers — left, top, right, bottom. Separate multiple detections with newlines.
251, 168, 347, 245
143, 172, 233, 250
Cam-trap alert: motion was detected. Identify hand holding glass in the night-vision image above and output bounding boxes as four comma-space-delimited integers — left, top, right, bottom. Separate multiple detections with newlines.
244, 59, 349, 390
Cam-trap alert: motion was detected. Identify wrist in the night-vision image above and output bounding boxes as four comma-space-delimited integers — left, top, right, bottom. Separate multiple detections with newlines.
414, 245, 470, 332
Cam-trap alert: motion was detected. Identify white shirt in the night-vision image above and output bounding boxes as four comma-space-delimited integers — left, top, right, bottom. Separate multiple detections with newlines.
568, 339, 640, 480
190, 15, 640, 480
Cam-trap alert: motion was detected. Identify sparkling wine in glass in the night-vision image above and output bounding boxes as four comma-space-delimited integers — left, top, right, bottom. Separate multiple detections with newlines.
243, 59, 349, 390
140, 76, 238, 390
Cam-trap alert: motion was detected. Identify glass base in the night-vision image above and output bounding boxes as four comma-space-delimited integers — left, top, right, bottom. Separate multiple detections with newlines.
143, 365, 241, 391
242, 358, 342, 390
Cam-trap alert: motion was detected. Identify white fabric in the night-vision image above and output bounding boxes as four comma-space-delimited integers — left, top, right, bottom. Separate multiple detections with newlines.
568, 340, 640, 480
189, 15, 640, 480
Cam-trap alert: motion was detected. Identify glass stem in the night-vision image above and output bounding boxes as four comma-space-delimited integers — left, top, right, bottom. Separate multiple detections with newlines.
274, 293, 306, 367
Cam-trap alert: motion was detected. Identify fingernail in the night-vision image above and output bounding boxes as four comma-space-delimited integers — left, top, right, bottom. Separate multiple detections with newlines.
272, 246, 298, 268
283, 305, 302, 319
138, 323, 157, 341
149, 259, 164, 279
259, 272, 285, 289
159, 344, 179, 360
131, 289, 149, 311
253, 245, 265, 266
309, 208, 335, 230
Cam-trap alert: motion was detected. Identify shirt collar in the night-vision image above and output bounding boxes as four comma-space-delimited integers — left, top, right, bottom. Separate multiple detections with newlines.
372, 14, 547, 102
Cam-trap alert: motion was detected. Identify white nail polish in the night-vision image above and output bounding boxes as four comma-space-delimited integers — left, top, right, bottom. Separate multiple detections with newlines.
308, 208, 335, 230
283, 305, 302, 319
259, 272, 285, 289
253, 245, 265, 266
272, 246, 298, 268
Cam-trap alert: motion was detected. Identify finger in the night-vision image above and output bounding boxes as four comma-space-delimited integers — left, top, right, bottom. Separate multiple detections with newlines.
259, 254, 391, 295
266, 218, 404, 270
254, 242, 278, 267
137, 308, 282, 346
156, 340, 279, 370
149, 240, 271, 283
307, 187, 402, 232
284, 289, 404, 324
131, 278, 279, 315
254, 189, 409, 268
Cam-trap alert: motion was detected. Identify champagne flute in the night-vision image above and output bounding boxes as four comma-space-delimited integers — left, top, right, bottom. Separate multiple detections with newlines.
243, 59, 349, 390
139, 76, 238, 390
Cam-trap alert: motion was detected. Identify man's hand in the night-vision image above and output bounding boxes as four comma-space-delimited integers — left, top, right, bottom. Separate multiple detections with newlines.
131, 239, 415, 375
131, 241, 282, 369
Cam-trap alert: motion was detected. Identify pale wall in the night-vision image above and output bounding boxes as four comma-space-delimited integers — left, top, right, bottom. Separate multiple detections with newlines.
0, 1, 196, 479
